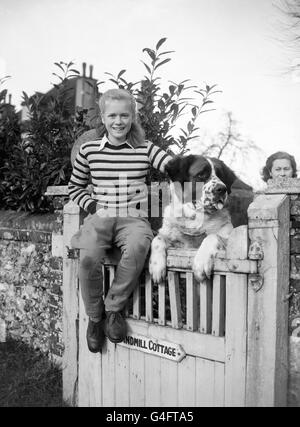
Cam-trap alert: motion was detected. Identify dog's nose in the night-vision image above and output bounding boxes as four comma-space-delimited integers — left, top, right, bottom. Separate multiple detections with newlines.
214, 184, 227, 196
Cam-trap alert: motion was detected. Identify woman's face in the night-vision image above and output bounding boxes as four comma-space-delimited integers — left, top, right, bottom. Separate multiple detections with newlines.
270, 158, 293, 178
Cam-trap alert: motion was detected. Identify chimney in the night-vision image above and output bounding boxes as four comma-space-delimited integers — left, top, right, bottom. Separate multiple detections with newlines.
82, 62, 86, 77
8, 94, 12, 104
89, 65, 93, 79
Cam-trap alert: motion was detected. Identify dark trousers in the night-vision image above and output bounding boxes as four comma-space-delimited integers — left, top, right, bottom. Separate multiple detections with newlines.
71, 213, 153, 320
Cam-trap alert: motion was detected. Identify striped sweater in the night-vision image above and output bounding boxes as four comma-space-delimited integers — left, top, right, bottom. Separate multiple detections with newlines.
68, 135, 172, 215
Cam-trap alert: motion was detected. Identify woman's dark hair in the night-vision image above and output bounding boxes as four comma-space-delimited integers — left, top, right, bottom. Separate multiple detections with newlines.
261, 151, 297, 182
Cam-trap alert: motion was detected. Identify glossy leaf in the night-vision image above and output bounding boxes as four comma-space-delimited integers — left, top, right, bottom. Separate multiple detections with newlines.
141, 61, 152, 74
156, 37, 167, 50
154, 58, 171, 70
117, 69, 127, 78
54, 62, 65, 72
142, 48, 156, 60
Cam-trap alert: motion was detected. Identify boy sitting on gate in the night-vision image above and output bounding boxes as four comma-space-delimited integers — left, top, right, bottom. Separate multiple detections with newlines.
68, 89, 172, 353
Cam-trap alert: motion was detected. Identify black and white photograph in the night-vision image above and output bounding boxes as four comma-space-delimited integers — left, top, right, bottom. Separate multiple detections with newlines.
0, 0, 299, 409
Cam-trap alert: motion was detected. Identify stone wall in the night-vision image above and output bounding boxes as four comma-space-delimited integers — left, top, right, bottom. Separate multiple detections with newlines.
0, 209, 64, 362
264, 180, 300, 407
290, 195, 300, 331
288, 195, 300, 406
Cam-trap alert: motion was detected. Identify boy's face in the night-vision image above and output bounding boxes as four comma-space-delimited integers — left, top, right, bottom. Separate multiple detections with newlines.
101, 99, 133, 144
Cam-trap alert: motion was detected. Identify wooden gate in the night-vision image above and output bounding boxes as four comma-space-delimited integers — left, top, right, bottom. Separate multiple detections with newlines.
62, 193, 290, 407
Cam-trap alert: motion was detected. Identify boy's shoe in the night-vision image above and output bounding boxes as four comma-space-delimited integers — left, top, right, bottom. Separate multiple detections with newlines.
104, 311, 127, 343
86, 318, 105, 353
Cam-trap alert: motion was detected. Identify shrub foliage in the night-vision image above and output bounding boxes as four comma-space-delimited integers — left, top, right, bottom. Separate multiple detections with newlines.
0, 39, 219, 212
0, 63, 90, 212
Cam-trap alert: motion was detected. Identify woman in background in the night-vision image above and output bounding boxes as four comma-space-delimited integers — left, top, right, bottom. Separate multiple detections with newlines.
262, 151, 297, 182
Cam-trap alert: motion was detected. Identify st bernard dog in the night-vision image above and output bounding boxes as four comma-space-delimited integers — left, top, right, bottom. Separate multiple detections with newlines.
149, 155, 239, 283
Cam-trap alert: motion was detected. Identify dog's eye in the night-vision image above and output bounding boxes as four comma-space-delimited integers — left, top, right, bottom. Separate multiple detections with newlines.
194, 166, 210, 180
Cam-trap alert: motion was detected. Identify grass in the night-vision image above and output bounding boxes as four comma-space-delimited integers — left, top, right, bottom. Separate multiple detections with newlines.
0, 339, 67, 407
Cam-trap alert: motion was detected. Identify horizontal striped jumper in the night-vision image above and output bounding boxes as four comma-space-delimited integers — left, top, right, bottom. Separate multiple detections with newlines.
68, 135, 172, 216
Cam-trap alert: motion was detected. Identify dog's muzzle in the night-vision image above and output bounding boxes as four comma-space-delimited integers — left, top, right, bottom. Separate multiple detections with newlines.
202, 181, 228, 212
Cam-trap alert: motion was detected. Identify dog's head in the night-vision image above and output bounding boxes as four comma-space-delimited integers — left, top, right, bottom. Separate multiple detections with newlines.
165, 155, 237, 212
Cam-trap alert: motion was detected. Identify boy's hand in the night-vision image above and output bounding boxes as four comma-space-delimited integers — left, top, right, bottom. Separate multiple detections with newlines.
87, 201, 98, 215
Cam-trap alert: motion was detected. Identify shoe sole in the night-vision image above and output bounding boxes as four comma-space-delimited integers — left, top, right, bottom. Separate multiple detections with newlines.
87, 337, 105, 353
88, 346, 102, 353
106, 335, 125, 344
104, 325, 126, 344
87, 320, 106, 353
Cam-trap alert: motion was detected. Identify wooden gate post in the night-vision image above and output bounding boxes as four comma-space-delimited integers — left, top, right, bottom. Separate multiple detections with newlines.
247, 194, 290, 407
62, 200, 81, 406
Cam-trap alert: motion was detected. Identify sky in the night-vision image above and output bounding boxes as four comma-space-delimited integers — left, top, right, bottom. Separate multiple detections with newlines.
1, 0, 299, 189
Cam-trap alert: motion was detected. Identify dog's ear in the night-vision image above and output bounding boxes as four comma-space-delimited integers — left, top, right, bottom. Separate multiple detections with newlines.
165, 155, 196, 183
211, 158, 237, 194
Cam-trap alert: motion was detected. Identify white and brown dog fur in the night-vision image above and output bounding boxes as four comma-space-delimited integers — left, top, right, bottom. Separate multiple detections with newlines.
149, 155, 237, 283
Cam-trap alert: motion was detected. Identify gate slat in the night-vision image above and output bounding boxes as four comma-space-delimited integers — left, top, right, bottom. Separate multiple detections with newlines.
145, 354, 161, 406
199, 278, 212, 334
63, 201, 80, 406
178, 356, 196, 406
213, 361, 225, 407
224, 272, 247, 407
160, 358, 178, 406
195, 358, 215, 406
115, 346, 130, 406
129, 350, 145, 406
145, 270, 153, 322
195, 359, 225, 407
158, 280, 166, 325
102, 341, 116, 406
78, 296, 103, 407
133, 283, 141, 319
212, 275, 226, 337
186, 271, 198, 331
168, 271, 182, 329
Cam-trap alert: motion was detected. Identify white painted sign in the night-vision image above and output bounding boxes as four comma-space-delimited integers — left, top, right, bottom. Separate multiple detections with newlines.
118, 333, 186, 362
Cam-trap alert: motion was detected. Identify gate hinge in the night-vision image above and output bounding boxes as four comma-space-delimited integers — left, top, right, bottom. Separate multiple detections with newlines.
248, 240, 264, 260
248, 273, 264, 292
66, 246, 80, 259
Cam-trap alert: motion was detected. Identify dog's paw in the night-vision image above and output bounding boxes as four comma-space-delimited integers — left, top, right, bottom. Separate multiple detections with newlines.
149, 255, 167, 283
149, 235, 167, 283
193, 248, 214, 282
192, 234, 222, 281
